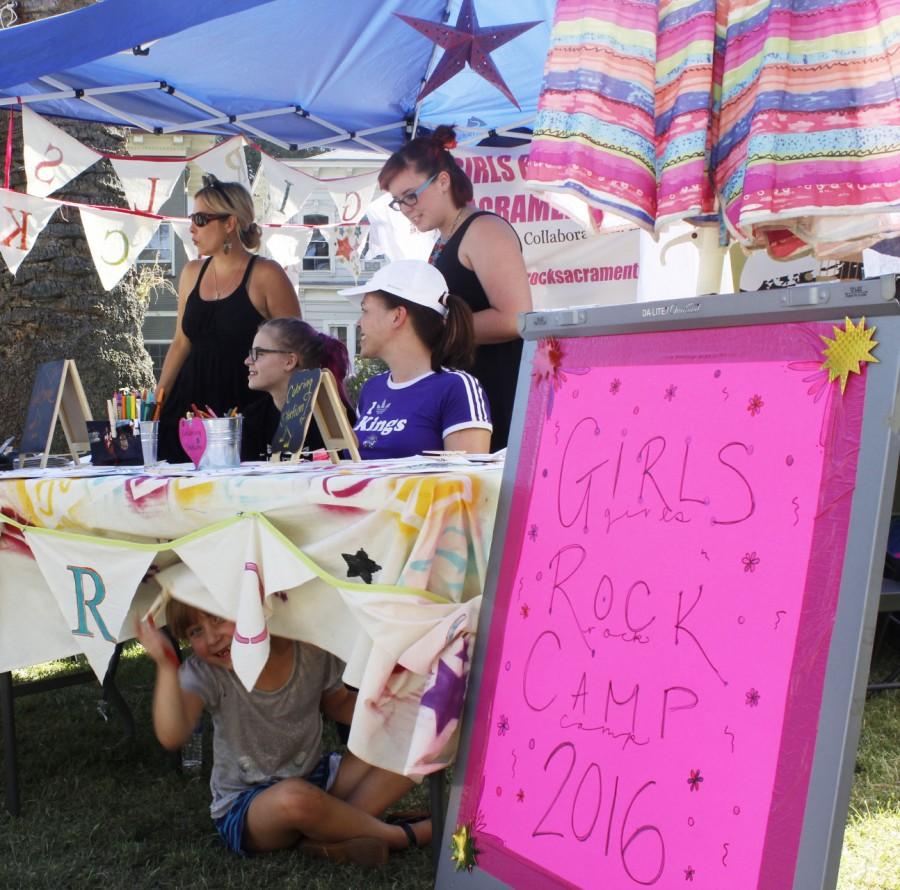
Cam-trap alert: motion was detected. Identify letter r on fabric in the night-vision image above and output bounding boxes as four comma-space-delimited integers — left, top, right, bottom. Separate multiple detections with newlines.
67, 565, 115, 642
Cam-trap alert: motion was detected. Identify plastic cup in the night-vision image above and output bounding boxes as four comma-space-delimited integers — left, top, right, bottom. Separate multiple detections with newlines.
140, 420, 159, 466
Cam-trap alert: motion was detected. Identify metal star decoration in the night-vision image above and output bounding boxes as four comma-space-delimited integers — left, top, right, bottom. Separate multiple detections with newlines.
335, 236, 354, 263
341, 548, 382, 584
396, 0, 541, 109
820, 316, 879, 394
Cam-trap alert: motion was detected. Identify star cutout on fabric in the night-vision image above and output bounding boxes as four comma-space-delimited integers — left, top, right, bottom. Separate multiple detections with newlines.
396, 0, 541, 108
335, 236, 354, 263
820, 316, 879, 394
342, 548, 382, 584
421, 659, 467, 735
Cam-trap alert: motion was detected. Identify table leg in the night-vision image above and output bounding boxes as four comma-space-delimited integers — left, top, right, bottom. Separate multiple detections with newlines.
1, 671, 20, 817
101, 643, 135, 740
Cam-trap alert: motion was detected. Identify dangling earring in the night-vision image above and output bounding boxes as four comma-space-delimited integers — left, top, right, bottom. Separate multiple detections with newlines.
223, 237, 231, 255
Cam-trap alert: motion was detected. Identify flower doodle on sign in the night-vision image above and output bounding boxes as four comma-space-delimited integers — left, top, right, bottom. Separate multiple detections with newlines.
497, 714, 510, 736
664, 384, 678, 401
687, 769, 704, 791
746, 688, 761, 707
742, 551, 760, 573
747, 394, 764, 416
610, 377, 621, 395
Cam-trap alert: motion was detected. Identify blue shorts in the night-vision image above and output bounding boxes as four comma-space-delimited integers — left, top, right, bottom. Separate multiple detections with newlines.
214, 752, 341, 856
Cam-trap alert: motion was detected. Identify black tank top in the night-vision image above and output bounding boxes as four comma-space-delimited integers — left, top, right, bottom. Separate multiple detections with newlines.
157, 256, 265, 463
432, 211, 524, 451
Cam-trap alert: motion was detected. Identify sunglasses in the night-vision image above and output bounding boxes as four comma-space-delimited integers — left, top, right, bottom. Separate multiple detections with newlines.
247, 346, 292, 362
388, 173, 437, 211
190, 212, 230, 228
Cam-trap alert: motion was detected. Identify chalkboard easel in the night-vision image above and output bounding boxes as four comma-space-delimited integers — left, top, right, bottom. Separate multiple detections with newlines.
270, 368, 360, 463
18, 359, 93, 468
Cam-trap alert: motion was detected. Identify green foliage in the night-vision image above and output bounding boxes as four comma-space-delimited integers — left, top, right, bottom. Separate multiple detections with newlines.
346, 358, 388, 408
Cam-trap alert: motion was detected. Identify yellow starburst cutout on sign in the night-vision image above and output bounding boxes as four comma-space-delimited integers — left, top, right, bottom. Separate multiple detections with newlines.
450, 822, 478, 872
820, 316, 879, 394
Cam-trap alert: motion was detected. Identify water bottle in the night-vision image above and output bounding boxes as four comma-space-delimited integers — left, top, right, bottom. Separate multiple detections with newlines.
181, 717, 203, 775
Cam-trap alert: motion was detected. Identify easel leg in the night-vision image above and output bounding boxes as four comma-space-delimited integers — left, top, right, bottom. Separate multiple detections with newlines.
429, 768, 446, 870
1, 671, 20, 817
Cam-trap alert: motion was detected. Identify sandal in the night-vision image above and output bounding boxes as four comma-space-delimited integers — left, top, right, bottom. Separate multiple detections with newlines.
395, 818, 432, 850
299, 836, 389, 868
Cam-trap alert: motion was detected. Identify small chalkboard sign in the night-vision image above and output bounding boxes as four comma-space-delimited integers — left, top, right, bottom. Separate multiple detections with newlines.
19, 359, 92, 468
270, 368, 360, 463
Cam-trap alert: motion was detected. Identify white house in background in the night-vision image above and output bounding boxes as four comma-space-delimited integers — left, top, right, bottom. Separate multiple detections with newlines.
128, 133, 388, 377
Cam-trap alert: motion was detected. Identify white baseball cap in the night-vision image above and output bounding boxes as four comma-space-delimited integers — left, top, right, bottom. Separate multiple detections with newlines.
338, 259, 449, 317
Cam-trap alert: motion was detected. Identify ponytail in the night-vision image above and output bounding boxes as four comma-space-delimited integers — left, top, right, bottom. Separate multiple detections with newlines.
375, 290, 475, 372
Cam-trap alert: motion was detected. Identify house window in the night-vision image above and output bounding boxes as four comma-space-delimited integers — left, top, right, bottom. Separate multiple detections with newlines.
138, 222, 175, 273
303, 213, 331, 272
328, 325, 348, 349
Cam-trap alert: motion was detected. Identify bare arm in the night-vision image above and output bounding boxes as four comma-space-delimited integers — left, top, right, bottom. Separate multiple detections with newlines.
135, 616, 204, 750
444, 427, 491, 453
458, 215, 532, 345
154, 260, 202, 399
321, 686, 357, 726
254, 257, 302, 319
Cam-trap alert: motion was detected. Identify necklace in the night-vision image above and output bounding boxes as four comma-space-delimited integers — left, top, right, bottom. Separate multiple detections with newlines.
211, 258, 243, 300
428, 207, 468, 264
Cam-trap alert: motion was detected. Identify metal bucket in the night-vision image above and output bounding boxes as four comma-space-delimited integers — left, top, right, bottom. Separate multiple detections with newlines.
198, 416, 242, 469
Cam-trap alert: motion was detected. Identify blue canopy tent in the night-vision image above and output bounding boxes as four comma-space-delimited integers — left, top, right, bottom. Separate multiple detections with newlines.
0, 0, 554, 151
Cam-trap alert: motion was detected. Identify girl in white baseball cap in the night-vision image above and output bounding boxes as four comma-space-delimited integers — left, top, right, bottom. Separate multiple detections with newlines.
339, 260, 492, 459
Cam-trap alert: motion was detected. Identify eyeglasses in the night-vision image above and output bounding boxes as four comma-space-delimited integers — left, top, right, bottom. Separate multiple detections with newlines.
247, 346, 292, 362
190, 212, 230, 228
388, 173, 437, 211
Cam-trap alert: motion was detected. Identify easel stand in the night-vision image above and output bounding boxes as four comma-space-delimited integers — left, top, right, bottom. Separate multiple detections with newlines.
18, 359, 92, 468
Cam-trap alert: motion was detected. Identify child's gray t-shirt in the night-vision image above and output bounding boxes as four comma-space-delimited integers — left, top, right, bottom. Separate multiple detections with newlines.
179, 641, 345, 820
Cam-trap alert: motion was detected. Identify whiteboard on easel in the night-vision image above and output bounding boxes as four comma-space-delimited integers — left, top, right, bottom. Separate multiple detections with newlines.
19, 359, 92, 468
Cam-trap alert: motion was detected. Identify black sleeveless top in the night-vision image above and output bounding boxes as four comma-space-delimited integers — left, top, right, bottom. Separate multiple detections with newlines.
432, 210, 523, 451
157, 256, 265, 463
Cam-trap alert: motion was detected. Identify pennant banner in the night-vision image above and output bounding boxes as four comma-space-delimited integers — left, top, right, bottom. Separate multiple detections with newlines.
192, 136, 250, 188
108, 155, 186, 215
22, 106, 103, 198
79, 205, 161, 290
259, 225, 313, 269
257, 153, 317, 223
330, 223, 369, 282
0, 187, 59, 275
170, 218, 198, 261
23, 530, 156, 681
325, 169, 379, 225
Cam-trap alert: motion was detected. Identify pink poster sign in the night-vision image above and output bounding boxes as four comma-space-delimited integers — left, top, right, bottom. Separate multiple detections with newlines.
458, 324, 866, 889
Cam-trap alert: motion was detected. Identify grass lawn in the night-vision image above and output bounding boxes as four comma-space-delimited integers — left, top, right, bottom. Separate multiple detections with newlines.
1, 627, 898, 890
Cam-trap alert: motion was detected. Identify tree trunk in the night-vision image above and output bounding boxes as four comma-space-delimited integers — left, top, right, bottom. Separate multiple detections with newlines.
0, 0, 155, 451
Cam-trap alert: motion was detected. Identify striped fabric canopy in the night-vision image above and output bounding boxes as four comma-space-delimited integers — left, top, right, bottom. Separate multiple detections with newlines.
527, 0, 900, 258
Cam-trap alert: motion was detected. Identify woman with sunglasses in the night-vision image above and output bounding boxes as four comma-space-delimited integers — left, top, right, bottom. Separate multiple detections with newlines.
338, 259, 491, 460
155, 177, 300, 463
377, 125, 532, 451
240, 318, 356, 460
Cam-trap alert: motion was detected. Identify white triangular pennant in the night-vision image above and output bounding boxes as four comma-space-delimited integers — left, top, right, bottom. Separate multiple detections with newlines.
364, 192, 436, 261
260, 225, 313, 268
170, 218, 198, 260
109, 156, 186, 215
0, 187, 59, 275
79, 205, 161, 290
257, 154, 316, 223
325, 170, 379, 224
192, 136, 250, 188
24, 530, 156, 681
22, 106, 102, 198
329, 224, 369, 282
173, 517, 316, 690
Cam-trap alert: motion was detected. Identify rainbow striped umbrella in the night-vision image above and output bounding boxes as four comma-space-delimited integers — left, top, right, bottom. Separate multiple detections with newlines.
527, 0, 900, 258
